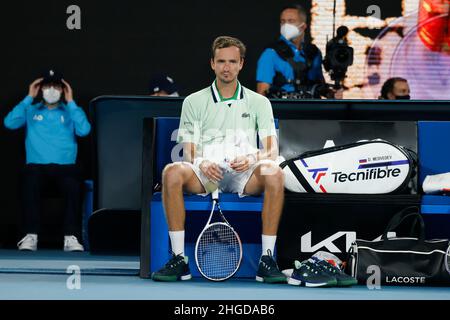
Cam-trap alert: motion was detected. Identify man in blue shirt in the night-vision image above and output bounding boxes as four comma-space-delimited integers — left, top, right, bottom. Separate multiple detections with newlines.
256, 4, 342, 99
4, 69, 91, 251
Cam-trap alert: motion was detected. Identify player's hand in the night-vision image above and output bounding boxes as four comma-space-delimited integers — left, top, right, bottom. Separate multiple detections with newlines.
61, 79, 73, 102
230, 155, 254, 173
199, 160, 223, 182
28, 78, 43, 98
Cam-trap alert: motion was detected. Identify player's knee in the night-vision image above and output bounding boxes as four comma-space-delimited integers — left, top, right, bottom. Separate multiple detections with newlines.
259, 161, 281, 177
262, 164, 284, 189
162, 162, 185, 187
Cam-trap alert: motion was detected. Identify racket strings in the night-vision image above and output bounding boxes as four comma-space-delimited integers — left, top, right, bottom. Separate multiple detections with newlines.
197, 223, 241, 280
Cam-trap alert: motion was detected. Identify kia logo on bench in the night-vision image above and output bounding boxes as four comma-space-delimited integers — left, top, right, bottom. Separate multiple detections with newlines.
301, 231, 357, 253
300, 231, 396, 253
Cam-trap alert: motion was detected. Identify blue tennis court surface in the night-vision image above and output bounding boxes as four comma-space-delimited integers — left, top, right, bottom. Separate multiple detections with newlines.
0, 250, 139, 276
1, 273, 450, 300
1, 249, 449, 300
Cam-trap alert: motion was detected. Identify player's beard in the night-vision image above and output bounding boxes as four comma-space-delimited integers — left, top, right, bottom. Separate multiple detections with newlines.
218, 73, 237, 85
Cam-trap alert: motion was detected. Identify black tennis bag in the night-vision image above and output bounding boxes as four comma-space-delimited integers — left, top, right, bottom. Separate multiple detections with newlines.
280, 139, 416, 194
347, 207, 450, 286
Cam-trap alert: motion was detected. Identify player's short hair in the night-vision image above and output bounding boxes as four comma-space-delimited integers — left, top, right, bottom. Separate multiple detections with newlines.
281, 3, 308, 23
211, 36, 246, 60
380, 77, 408, 99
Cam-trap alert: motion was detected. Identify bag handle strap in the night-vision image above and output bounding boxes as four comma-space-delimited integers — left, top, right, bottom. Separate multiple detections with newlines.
383, 213, 425, 241
382, 206, 425, 241
383, 206, 419, 232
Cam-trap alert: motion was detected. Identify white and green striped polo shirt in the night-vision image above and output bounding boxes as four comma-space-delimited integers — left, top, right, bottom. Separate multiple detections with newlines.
177, 80, 277, 161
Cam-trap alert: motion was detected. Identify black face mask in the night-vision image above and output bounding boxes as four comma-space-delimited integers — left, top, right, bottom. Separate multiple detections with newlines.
395, 95, 410, 100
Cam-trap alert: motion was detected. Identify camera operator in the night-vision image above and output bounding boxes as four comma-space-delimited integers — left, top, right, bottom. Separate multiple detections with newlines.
256, 4, 342, 99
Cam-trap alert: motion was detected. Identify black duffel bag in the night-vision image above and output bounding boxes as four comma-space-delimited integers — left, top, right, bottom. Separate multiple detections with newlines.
347, 206, 450, 286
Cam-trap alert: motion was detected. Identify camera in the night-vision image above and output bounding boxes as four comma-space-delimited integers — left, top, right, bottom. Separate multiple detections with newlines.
268, 87, 314, 99
268, 84, 334, 99
323, 26, 354, 88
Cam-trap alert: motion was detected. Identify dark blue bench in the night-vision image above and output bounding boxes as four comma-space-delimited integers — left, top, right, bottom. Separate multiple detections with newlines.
145, 118, 450, 276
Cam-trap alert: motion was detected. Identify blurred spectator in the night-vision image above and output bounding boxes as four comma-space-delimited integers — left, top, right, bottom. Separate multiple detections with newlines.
3, 69, 91, 252
379, 77, 411, 100
149, 74, 179, 96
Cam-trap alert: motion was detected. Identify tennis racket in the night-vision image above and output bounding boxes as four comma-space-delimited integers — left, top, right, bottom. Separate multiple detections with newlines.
195, 189, 242, 281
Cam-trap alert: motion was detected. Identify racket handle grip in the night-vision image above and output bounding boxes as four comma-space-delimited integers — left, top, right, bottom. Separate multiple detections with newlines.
204, 180, 218, 193
212, 189, 219, 201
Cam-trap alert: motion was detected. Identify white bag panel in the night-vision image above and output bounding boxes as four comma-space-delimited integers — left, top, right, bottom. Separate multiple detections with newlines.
284, 141, 411, 194
283, 165, 307, 193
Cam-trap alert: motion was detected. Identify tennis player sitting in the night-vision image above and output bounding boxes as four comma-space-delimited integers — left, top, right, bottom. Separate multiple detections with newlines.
151, 36, 286, 283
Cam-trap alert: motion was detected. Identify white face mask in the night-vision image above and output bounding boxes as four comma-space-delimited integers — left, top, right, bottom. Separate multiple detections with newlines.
42, 87, 61, 104
280, 23, 303, 40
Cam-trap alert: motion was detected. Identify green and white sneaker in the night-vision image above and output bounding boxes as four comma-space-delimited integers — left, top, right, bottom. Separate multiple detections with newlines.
288, 259, 337, 287
311, 257, 357, 287
255, 250, 287, 283
151, 253, 192, 282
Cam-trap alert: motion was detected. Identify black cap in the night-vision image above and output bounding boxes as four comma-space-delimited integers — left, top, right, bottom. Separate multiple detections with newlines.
41, 69, 63, 86
149, 74, 178, 95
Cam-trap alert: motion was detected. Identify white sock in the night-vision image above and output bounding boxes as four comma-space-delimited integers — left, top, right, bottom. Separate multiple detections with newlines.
169, 230, 185, 256
261, 234, 277, 257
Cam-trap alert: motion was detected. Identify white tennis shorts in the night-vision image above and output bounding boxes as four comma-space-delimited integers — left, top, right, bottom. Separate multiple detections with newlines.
182, 159, 278, 197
